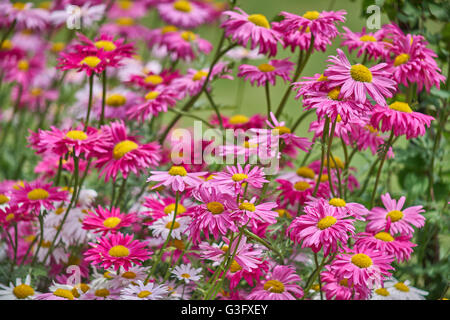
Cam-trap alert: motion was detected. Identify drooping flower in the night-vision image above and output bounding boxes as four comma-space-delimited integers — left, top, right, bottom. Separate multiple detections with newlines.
0, 275, 40, 300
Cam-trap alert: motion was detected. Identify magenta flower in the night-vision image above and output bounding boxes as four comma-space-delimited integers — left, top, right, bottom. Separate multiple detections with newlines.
212, 164, 268, 192
237, 58, 294, 87
82, 206, 137, 236
321, 266, 371, 300
232, 197, 278, 227
276, 179, 328, 206
157, 0, 211, 29
0, 2, 49, 31
306, 197, 369, 221
148, 166, 207, 192
273, 22, 332, 52
163, 30, 212, 61
340, 26, 389, 60
126, 88, 179, 122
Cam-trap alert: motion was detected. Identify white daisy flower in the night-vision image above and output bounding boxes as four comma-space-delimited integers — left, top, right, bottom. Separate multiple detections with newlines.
370, 286, 394, 300
148, 212, 190, 240
120, 280, 168, 300
109, 266, 150, 289
172, 264, 202, 284
226, 46, 264, 61
384, 278, 428, 300
0, 275, 40, 300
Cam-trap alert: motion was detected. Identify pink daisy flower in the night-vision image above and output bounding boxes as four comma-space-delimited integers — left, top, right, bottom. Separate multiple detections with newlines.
293, 73, 331, 99
128, 69, 181, 91
248, 265, 303, 300
287, 200, 355, 256
306, 197, 369, 221
212, 163, 268, 192
126, 88, 179, 122
366, 193, 425, 236
273, 22, 331, 53
148, 166, 207, 192
57, 49, 109, 76
237, 58, 294, 87
3, 53, 44, 87
276, 179, 328, 207
321, 266, 371, 300
157, 0, 210, 29
84, 232, 151, 271
142, 193, 191, 224
10, 180, 68, 215
340, 27, 389, 60
330, 247, 394, 289
221, 7, 282, 57
99, 18, 151, 40
232, 197, 278, 227
82, 206, 137, 236
346, 120, 395, 158
210, 114, 267, 131
108, 0, 148, 19
0, 2, 49, 31
324, 49, 397, 105
370, 101, 434, 139
227, 260, 270, 291
163, 30, 213, 61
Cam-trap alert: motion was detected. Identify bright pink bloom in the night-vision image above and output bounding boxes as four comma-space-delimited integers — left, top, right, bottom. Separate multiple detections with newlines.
237, 58, 294, 87
273, 22, 331, 52
276, 179, 328, 207
212, 164, 268, 192
163, 30, 212, 61
232, 197, 278, 227
321, 266, 371, 300
306, 197, 369, 221
126, 88, 179, 122
0, 2, 49, 31
340, 27, 389, 60
157, 1, 210, 29
148, 166, 207, 192
82, 206, 137, 236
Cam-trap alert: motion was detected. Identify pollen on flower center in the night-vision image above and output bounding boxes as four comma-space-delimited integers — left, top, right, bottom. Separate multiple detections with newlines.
181, 273, 191, 279
329, 198, 346, 207
161, 25, 178, 34
394, 282, 410, 292
181, 31, 196, 41
80, 56, 101, 68
6, 213, 14, 222
13, 284, 34, 299
276, 209, 292, 219
258, 63, 275, 72
388, 101, 413, 113
145, 91, 160, 100
374, 232, 394, 242
0, 194, 10, 204
27, 188, 49, 200
247, 14, 270, 29
138, 290, 152, 298
375, 288, 390, 296
122, 271, 136, 279
207, 201, 225, 215
239, 202, 255, 212
165, 221, 181, 229
173, 0, 192, 12
230, 260, 242, 273
339, 279, 349, 287
17, 59, 29, 71
303, 11, 320, 20
53, 288, 74, 300
113, 140, 139, 159
365, 124, 378, 133
229, 115, 249, 124
272, 126, 291, 135
108, 245, 130, 257
192, 70, 208, 81
66, 130, 88, 141
360, 35, 377, 42
231, 173, 248, 182
95, 40, 117, 52
103, 217, 122, 228
106, 93, 127, 107
317, 216, 337, 230
116, 17, 135, 26
394, 53, 410, 66
327, 87, 342, 101
164, 203, 187, 215
296, 166, 315, 179
30, 87, 42, 96
386, 210, 404, 222
13, 2, 27, 10
144, 75, 163, 85
95, 289, 110, 297
168, 166, 188, 176
263, 280, 285, 293
350, 64, 373, 82
351, 253, 373, 268
118, 0, 132, 10
317, 74, 328, 82
294, 181, 311, 191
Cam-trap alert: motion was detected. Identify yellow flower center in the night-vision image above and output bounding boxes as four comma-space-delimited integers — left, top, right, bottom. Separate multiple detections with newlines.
276, 209, 292, 219
388, 101, 413, 113
317, 74, 328, 82
40, 240, 52, 248
324, 156, 344, 169
229, 260, 242, 273
164, 203, 187, 215
165, 221, 181, 229
263, 280, 285, 293
351, 253, 373, 268
13, 284, 34, 299
327, 87, 341, 101
145, 91, 160, 100
386, 210, 404, 222
65, 130, 88, 141
181, 31, 196, 41
231, 173, 248, 182
360, 35, 376, 42
181, 273, 191, 279
350, 64, 373, 82
116, 17, 135, 26
394, 282, 410, 292
339, 279, 349, 287
106, 93, 127, 107
394, 53, 410, 67
95, 288, 110, 297
53, 288, 74, 300
192, 70, 208, 81
80, 56, 101, 68
247, 14, 270, 29
303, 10, 320, 20
6, 213, 15, 222
17, 59, 29, 71
239, 202, 255, 212
169, 239, 185, 250
365, 124, 378, 133
138, 290, 152, 298
207, 201, 225, 215
50, 42, 65, 53
229, 114, 249, 125
144, 75, 163, 85
168, 166, 188, 176
108, 245, 130, 257
95, 40, 117, 52
0, 194, 10, 204
13, 2, 27, 10
317, 216, 337, 230
375, 288, 390, 296
103, 217, 122, 229
30, 87, 42, 96
257, 63, 275, 72
173, 0, 192, 12
122, 271, 136, 279
1, 39, 13, 50
329, 198, 346, 207
161, 25, 178, 34
272, 126, 291, 135
294, 181, 311, 191
118, 0, 132, 10
374, 231, 394, 242
113, 140, 138, 159
296, 167, 315, 179
27, 188, 49, 200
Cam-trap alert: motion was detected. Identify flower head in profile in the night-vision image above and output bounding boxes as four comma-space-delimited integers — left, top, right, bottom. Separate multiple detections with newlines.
148, 166, 207, 192
0, 275, 40, 300
0, 2, 49, 31
126, 88, 179, 122
237, 58, 294, 87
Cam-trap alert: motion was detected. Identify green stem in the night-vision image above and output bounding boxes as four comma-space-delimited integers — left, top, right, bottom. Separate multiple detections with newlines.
312, 117, 330, 196
326, 118, 338, 197
99, 69, 107, 127
204, 90, 224, 131
83, 74, 94, 131
265, 81, 271, 118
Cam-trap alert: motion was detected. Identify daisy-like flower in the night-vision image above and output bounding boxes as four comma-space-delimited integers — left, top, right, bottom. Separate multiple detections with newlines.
50, 2, 105, 29
82, 206, 137, 236
276, 179, 328, 207
221, 7, 282, 57
172, 264, 202, 283
340, 27, 389, 60
355, 231, 416, 263
370, 285, 394, 300
306, 197, 369, 221
3, 53, 44, 87
211, 114, 267, 131
142, 193, 190, 224
248, 265, 303, 300
293, 73, 331, 98
225, 46, 264, 61
237, 58, 294, 87
10, 180, 68, 215
148, 165, 207, 192
149, 212, 190, 240
163, 30, 213, 62
128, 69, 180, 91
212, 163, 268, 192
126, 88, 179, 122
120, 280, 168, 300
383, 278, 428, 300
34, 288, 78, 300
108, 266, 150, 289
370, 101, 434, 139
324, 48, 396, 105
346, 120, 395, 157
84, 232, 152, 271
0, 1, 49, 31
108, 0, 148, 19
0, 275, 40, 300
95, 87, 141, 121
157, 0, 210, 29
287, 200, 355, 256
232, 197, 278, 227
320, 267, 371, 300
330, 247, 394, 289
94, 120, 161, 182
366, 193, 425, 236
100, 18, 151, 40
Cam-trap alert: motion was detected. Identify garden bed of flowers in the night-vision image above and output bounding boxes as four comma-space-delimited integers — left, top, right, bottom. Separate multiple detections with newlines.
0, 0, 448, 301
